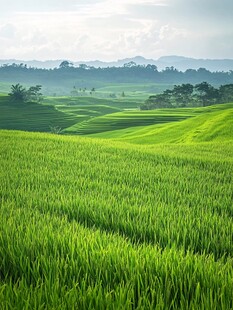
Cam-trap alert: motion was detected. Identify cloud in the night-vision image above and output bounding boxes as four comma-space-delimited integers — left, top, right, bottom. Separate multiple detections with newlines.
159, 24, 187, 40
0, 23, 16, 39
0, 0, 232, 60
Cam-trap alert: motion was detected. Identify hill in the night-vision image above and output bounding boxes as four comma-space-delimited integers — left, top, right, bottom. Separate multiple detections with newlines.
0, 98, 233, 308
65, 109, 194, 135
1, 94, 232, 145
0, 96, 78, 132
90, 103, 233, 144
0, 95, 141, 133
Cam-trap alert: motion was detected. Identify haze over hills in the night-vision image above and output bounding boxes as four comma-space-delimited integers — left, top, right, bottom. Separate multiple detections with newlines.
1, 56, 233, 72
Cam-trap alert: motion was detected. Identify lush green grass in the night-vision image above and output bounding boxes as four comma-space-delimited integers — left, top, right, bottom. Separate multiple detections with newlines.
0, 129, 233, 309
4, 93, 231, 140
57, 104, 120, 117
96, 83, 173, 101
0, 95, 138, 133
67, 109, 195, 135
0, 96, 78, 132
0, 95, 233, 308
90, 103, 233, 143
39, 82, 168, 100
43, 96, 140, 109
44, 82, 172, 99
0, 82, 12, 94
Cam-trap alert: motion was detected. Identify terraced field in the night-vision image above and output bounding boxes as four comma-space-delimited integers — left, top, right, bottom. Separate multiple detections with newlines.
0, 95, 142, 133
1, 94, 232, 142
44, 96, 140, 109
0, 96, 78, 132
96, 83, 173, 100
90, 103, 233, 143
0, 93, 233, 309
67, 110, 194, 135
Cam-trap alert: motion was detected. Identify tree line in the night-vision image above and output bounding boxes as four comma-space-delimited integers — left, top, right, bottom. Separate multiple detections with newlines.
1, 62, 233, 87
140, 82, 233, 110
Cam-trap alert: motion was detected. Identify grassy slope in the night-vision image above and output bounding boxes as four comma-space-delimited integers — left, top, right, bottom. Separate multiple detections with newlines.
0, 96, 78, 132
0, 82, 12, 94
96, 83, 174, 101
43, 96, 140, 109
42, 96, 143, 134
0, 130, 233, 309
68, 109, 195, 135
0, 95, 138, 133
44, 96, 140, 134
0, 100, 233, 308
90, 103, 233, 143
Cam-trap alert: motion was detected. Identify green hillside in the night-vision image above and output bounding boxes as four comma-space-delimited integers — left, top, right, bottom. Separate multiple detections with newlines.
91, 103, 233, 144
0, 94, 233, 308
0, 130, 233, 309
43, 95, 140, 109
0, 82, 12, 94
0, 95, 141, 133
2, 92, 232, 142
66, 109, 194, 135
0, 96, 78, 132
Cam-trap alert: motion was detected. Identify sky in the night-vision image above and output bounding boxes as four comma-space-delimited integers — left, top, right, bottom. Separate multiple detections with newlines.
0, 0, 232, 61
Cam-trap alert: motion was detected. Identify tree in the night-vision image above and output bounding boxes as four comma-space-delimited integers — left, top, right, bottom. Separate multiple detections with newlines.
79, 64, 89, 69
27, 85, 43, 102
70, 86, 79, 97
172, 84, 194, 106
146, 64, 158, 72
9, 84, 27, 102
59, 60, 73, 69
109, 93, 116, 98
195, 82, 219, 106
141, 93, 173, 110
123, 61, 137, 68
9, 83, 43, 103
141, 81, 229, 111
219, 84, 233, 103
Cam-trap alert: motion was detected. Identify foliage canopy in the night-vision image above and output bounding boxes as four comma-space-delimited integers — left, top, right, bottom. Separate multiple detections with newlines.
141, 82, 233, 109
9, 84, 43, 103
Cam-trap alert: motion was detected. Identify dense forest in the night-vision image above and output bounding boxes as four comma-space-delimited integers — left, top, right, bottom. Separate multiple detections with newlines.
1, 62, 233, 90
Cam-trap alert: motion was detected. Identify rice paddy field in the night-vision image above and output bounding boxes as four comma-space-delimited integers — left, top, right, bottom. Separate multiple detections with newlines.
0, 95, 233, 309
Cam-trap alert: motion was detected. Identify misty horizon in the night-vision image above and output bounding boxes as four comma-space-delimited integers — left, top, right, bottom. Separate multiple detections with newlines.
1, 55, 233, 63
1, 55, 233, 72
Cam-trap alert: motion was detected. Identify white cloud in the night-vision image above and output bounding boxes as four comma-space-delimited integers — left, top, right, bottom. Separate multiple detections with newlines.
0, 0, 232, 60
159, 25, 187, 40
0, 23, 16, 39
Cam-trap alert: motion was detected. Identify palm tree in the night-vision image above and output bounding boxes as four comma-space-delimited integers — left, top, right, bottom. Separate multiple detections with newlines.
9, 84, 27, 102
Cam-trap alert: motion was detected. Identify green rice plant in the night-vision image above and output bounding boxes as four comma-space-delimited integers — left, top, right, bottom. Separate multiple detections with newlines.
0, 131, 232, 258
0, 102, 232, 309
89, 103, 233, 141
0, 204, 232, 309
70, 110, 193, 135
0, 96, 78, 132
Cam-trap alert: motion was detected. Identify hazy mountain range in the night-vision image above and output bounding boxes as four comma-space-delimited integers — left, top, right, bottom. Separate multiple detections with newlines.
1, 56, 233, 72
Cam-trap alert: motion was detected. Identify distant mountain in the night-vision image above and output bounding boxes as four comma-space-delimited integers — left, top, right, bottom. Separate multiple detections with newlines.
0, 59, 63, 69
157, 56, 233, 72
1, 56, 233, 72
